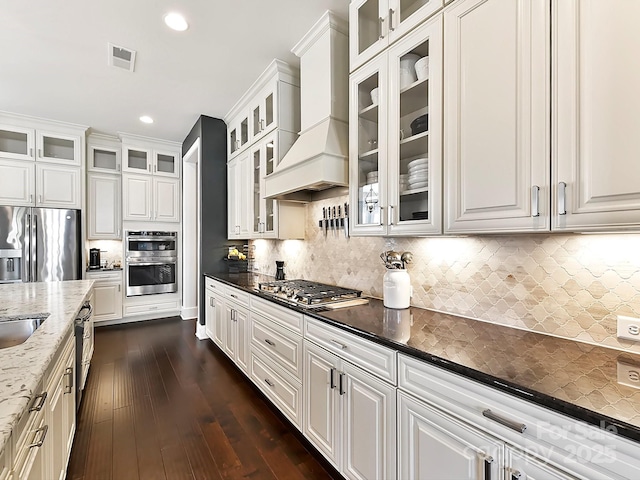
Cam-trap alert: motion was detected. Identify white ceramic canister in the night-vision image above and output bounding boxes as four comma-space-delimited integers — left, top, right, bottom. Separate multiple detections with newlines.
383, 269, 412, 309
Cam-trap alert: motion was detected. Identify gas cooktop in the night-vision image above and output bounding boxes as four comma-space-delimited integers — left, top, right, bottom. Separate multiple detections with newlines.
256, 279, 364, 309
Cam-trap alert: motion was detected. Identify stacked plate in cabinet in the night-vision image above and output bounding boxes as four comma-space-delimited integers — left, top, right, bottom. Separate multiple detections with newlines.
399, 173, 409, 192
366, 170, 378, 185
406, 158, 429, 190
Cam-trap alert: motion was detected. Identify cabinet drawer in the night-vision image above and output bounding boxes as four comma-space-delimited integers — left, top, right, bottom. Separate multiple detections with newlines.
305, 316, 397, 384
397, 354, 640, 480
250, 295, 304, 334
250, 352, 302, 430
225, 285, 250, 308
124, 298, 180, 316
12, 384, 46, 472
251, 312, 303, 380
204, 277, 224, 293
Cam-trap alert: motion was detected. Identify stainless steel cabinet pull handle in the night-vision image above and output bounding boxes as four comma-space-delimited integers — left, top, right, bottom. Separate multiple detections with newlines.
117, 163, 121, 172
230, 294, 238, 299
209, 297, 213, 307
30, 147, 33, 157
388, 205, 394, 225
388, 9, 395, 31
482, 409, 526, 433
264, 338, 276, 347
379, 206, 384, 226
38, 148, 42, 158
329, 339, 347, 350
64, 367, 73, 394
29, 194, 33, 203
29, 392, 47, 412
507, 468, 522, 480
339, 372, 345, 395
531, 185, 540, 217
482, 454, 494, 480
330, 367, 336, 389
558, 181, 567, 215
379, 17, 384, 39
38, 195, 42, 204
28, 425, 49, 448
264, 378, 275, 387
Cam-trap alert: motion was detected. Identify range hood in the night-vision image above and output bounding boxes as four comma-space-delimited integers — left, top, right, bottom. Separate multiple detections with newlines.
264, 11, 349, 203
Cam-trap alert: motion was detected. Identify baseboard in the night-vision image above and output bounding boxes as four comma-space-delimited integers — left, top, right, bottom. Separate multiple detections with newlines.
181, 305, 198, 319
195, 323, 207, 340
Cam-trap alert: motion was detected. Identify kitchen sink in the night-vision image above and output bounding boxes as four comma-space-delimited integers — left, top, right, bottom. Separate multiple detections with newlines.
0, 313, 49, 349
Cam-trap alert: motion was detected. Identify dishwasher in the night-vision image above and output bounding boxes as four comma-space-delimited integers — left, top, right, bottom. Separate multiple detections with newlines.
74, 301, 92, 408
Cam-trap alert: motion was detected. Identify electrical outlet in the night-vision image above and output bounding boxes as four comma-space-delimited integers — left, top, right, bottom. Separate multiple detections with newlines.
617, 360, 640, 390
617, 315, 640, 342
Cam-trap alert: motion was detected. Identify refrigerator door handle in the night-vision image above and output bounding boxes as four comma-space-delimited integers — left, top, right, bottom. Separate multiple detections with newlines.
24, 213, 30, 282
31, 213, 37, 282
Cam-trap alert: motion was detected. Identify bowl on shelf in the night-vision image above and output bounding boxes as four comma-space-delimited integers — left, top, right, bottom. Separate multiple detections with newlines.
410, 114, 429, 135
415, 56, 429, 81
370, 87, 379, 105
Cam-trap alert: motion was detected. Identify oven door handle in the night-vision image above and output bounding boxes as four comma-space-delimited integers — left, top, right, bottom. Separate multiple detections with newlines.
126, 260, 176, 266
126, 236, 176, 241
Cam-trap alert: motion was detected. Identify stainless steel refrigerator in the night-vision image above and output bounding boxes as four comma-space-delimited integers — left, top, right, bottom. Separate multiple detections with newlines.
0, 206, 81, 283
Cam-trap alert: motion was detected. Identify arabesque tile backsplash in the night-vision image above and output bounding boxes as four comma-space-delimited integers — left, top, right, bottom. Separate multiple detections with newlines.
251, 195, 640, 353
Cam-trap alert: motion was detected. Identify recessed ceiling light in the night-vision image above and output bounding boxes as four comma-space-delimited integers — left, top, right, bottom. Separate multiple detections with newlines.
164, 12, 188, 31
140, 116, 154, 124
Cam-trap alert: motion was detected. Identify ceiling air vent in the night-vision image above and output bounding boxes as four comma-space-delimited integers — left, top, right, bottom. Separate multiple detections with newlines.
108, 43, 136, 72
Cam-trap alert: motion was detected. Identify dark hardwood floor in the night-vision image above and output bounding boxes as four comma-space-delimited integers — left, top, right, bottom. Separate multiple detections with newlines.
67, 317, 337, 480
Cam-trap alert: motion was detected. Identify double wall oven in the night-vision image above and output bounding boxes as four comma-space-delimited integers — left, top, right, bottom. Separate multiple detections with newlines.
125, 231, 177, 296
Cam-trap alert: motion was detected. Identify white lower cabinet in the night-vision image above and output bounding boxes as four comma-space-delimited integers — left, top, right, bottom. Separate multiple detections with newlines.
205, 287, 224, 344
86, 270, 122, 323
11, 331, 75, 480
398, 391, 503, 480
0, 445, 8, 480
303, 339, 396, 480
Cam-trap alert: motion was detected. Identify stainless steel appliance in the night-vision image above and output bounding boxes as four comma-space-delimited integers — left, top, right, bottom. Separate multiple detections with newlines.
74, 300, 92, 408
125, 230, 177, 296
89, 248, 101, 270
0, 206, 81, 283
256, 279, 364, 309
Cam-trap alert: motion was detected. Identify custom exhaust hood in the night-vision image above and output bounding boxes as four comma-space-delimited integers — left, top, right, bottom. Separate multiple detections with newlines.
264, 11, 349, 203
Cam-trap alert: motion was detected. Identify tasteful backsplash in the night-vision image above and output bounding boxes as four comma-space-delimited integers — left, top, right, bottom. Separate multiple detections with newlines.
252, 195, 640, 353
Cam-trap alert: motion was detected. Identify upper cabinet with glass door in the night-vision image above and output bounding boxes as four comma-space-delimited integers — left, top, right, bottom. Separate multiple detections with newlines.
350, 0, 443, 71
0, 119, 84, 166
88, 133, 122, 173
227, 59, 300, 159
350, 14, 442, 236
121, 134, 180, 178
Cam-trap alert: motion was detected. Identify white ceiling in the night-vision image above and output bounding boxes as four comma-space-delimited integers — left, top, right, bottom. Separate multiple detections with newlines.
0, 0, 350, 143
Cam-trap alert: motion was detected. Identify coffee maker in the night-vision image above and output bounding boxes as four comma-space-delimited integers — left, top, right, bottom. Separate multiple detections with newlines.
89, 248, 101, 270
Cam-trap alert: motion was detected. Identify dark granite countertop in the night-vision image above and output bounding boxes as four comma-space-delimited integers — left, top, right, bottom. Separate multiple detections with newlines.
206, 272, 640, 443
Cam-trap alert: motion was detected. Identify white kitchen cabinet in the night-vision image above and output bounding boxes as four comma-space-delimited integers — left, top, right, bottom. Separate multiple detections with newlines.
0, 122, 83, 166
0, 159, 35, 205
122, 144, 180, 178
443, 0, 550, 234
45, 333, 75, 480
205, 288, 224, 343
227, 153, 252, 239
552, 0, 640, 231
249, 132, 305, 239
303, 339, 396, 480
123, 174, 179, 222
36, 163, 82, 209
211, 284, 251, 374
397, 353, 639, 480
87, 133, 121, 173
86, 270, 123, 323
398, 391, 502, 480
227, 109, 250, 159
0, 160, 81, 209
14, 407, 46, 480
87, 173, 121, 239
350, 15, 442, 236
227, 59, 300, 161
349, 0, 443, 71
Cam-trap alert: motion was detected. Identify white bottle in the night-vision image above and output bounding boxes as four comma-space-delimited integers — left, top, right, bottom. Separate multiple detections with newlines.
383, 269, 412, 309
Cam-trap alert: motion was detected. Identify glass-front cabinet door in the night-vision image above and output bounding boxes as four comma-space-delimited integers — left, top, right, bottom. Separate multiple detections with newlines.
153, 150, 180, 178
251, 136, 278, 238
350, 13, 442, 236
88, 146, 121, 172
0, 125, 35, 161
123, 146, 151, 173
387, 16, 442, 235
228, 111, 250, 159
350, 58, 388, 236
251, 83, 277, 143
350, 0, 443, 71
36, 131, 82, 165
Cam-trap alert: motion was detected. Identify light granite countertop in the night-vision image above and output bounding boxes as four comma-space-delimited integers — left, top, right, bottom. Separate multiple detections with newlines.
0, 280, 94, 456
